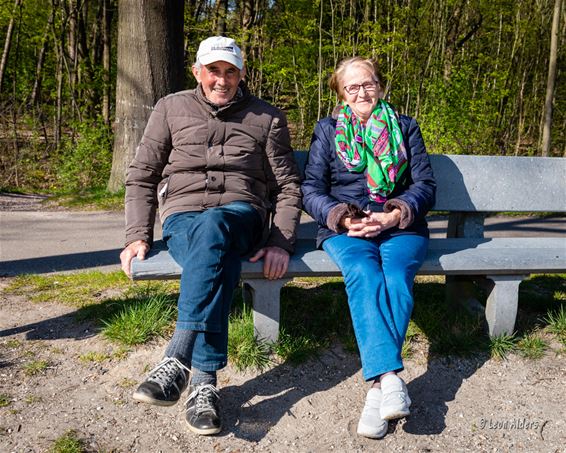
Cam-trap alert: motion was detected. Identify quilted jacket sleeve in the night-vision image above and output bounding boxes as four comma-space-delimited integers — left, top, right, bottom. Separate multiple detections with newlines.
124, 98, 171, 246
264, 111, 302, 253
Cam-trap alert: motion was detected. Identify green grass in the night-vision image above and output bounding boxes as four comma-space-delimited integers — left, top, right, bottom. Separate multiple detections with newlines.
517, 333, 548, 359
24, 359, 49, 376
50, 430, 85, 453
5, 339, 22, 348
228, 305, 273, 371
0, 394, 11, 407
545, 305, 566, 344
78, 352, 110, 363
5, 271, 132, 307
489, 333, 517, 360
49, 187, 125, 211
102, 293, 177, 346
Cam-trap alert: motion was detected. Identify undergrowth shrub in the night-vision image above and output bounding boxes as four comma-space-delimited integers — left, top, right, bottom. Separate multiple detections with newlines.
56, 119, 112, 192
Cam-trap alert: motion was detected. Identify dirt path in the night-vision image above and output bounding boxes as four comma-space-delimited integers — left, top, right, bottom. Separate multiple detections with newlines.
1, 279, 565, 453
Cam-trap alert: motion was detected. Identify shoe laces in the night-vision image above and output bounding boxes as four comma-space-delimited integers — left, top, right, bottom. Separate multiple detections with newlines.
186, 384, 219, 415
146, 357, 190, 391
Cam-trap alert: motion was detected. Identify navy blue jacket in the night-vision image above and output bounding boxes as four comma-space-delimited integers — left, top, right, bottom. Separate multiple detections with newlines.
302, 114, 436, 248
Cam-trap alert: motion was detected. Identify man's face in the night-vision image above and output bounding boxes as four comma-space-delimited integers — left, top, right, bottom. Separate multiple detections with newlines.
192, 61, 244, 106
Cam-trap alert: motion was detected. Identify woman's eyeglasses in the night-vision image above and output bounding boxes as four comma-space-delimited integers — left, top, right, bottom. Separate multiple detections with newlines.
343, 81, 377, 95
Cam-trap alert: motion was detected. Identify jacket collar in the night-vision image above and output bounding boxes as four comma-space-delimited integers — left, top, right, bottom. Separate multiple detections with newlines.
196, 81, 251, 115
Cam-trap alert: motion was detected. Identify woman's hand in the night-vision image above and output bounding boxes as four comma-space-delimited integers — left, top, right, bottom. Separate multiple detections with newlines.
342, 209, 401, 238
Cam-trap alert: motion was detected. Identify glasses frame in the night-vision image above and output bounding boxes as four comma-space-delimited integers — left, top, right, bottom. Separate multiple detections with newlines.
343, 80, 379, 95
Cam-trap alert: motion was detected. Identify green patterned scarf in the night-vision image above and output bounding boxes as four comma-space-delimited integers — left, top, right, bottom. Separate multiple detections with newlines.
335, 99, 407, 202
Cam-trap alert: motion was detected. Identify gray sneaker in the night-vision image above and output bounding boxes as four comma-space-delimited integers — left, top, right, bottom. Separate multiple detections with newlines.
133, 357, 190, 406
185, 384, 221, 435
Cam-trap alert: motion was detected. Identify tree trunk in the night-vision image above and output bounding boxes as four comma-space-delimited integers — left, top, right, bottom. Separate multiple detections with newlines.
213, 0, 228, 36
541, 0, 562, 156
0, 0, 23, 94
108, 0, 185, 193
102, 0, 113, 125
241, 0, 254, 59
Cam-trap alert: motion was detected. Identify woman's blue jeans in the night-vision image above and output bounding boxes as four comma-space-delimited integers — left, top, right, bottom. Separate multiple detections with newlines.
322, 233, 428, 381
162, 201, 262, 371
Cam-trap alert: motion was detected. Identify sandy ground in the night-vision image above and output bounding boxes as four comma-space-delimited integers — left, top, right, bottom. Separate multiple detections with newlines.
1, 280, 565, 453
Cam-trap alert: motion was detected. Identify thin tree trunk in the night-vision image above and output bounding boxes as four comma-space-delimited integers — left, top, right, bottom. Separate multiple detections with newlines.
102, 0, 113, 125
31, 6, 56, 106
10, 0, 22, 186
108, 0, 185, 192
0, 0, 23, 94
541, 0, 562, 156
213, 0, 228, 36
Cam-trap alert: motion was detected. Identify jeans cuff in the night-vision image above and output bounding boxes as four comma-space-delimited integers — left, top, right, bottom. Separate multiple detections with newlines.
191, 359, 227, 372
362, 357, 404, 381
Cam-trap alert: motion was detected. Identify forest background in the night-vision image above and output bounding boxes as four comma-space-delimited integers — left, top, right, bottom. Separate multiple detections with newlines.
0, 0, 564, 197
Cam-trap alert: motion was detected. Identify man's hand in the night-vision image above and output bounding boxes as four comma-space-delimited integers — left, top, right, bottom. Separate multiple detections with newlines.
120, 240, 150, 278
249, 246, 290, 280
342, 209, 401, 238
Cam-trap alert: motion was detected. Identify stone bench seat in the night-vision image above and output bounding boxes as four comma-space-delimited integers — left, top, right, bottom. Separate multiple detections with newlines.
132, 153, 566, 342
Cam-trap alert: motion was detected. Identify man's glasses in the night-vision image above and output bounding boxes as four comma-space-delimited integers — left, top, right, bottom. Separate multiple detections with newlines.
343, 81, 378, 95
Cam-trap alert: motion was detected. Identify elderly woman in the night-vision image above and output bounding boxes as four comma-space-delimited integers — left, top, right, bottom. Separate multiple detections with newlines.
302, 57, 436, 439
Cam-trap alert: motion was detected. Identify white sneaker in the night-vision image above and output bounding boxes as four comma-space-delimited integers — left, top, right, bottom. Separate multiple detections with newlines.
357, 388, 388, 439
379, 374, 411, 420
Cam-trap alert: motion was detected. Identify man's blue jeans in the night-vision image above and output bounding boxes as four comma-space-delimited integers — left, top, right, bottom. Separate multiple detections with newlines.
322, 233, 428, 381
162, 202, 262, 371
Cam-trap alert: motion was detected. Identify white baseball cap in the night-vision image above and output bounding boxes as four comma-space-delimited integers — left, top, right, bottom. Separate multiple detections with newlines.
196, 36, 243, 70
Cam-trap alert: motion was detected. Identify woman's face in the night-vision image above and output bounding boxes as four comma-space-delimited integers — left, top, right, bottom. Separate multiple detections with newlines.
340, 64, 380, 122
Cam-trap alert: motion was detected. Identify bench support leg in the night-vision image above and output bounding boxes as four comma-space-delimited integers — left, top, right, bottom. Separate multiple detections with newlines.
483, 275, 527, 337
241, 278, 290, 343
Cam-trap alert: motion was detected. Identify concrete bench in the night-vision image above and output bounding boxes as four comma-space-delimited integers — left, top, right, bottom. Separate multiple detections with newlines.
132, 153, 566, 342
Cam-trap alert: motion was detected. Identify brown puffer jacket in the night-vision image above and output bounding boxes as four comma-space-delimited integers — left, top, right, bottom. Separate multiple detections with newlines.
124, 83, 302, 253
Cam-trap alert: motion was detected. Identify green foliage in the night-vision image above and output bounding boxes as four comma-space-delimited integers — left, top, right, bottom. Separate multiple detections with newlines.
1, 0, 564, 191
56, 120, 113, 192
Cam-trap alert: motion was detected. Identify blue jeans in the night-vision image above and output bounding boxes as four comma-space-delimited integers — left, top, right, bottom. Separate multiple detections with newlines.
162, 201, 262, 371
322, 233, 428, 381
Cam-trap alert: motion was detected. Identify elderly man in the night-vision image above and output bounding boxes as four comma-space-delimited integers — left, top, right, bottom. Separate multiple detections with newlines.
120, 36, 301, 435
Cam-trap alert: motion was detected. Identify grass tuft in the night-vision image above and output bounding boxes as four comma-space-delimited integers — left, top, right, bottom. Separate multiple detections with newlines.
489, 333, 517, 360
0, 394, 11, 407
78, 352, 110, 363
228, 304, 273, 371
517, 333, 548, 359
23, 359, 49, 376
50, 430, 85, 453
545, 305, 566, 344
102, 293, 176, 346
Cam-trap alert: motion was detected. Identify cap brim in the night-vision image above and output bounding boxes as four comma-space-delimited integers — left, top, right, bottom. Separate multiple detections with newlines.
198, 53, 243, 70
